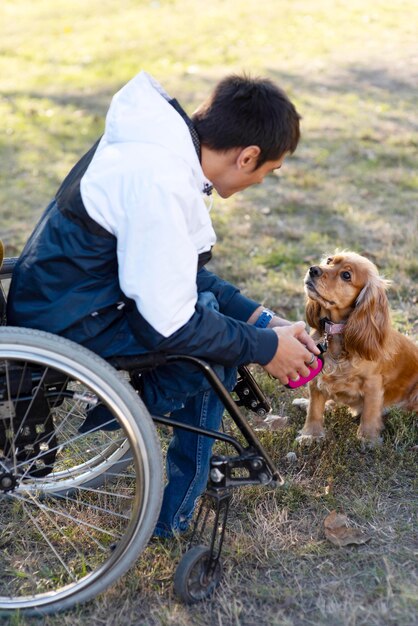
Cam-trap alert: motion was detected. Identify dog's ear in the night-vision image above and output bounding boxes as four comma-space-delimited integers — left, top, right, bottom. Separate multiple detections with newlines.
305, 297, 322, 331
344, 275, 391, 361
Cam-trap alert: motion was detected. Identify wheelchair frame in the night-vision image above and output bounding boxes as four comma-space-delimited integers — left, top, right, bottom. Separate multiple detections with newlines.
0, 257, 282, 613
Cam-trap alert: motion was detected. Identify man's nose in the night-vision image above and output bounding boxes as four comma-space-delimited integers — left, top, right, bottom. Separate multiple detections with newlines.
309, 266, 323, 278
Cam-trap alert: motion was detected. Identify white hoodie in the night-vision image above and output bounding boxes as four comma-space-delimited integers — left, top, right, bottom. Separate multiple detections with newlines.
80, 71, 216, 337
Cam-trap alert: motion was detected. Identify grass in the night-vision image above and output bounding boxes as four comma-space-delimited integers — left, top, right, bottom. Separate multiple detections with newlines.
1, 0, 417, 624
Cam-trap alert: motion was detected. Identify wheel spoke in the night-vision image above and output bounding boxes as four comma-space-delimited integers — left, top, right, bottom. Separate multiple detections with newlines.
15, 429, 124, 473
20, 494, 85, 581
52, 492, 132, 519
71, 485, 135, 499
10, 492, 124, 539
22, 502, 76, 581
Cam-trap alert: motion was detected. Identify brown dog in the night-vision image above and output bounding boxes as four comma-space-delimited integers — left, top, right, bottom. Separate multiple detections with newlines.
298, 251, 418, 444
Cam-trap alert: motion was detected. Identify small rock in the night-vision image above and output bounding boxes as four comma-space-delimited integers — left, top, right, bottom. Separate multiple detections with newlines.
285, 452, 297, 463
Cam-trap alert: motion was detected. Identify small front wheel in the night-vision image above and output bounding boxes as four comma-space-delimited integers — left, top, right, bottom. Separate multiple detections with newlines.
173, 545, 222, 604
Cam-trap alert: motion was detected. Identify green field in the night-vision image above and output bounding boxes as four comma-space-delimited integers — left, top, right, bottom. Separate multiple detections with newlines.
1, 1, 417, 624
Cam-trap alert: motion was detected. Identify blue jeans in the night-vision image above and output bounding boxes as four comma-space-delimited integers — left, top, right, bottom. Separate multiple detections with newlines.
142, 362, 236, 537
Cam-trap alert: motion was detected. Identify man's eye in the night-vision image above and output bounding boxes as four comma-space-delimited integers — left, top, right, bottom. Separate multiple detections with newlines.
341, 271, 351, 281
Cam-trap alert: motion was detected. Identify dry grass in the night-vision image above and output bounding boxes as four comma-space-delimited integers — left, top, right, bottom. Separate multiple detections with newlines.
1, 0, 417, 624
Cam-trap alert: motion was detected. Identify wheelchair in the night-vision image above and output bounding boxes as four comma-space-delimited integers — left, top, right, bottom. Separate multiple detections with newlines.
0, 255, 283, 616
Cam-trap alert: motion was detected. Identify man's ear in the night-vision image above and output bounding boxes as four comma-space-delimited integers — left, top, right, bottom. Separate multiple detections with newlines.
236, 145, 261, 170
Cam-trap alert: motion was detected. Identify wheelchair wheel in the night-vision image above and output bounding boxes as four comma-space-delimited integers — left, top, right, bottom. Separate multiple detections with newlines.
0, 327, 163, 615
173, 545, 222, 603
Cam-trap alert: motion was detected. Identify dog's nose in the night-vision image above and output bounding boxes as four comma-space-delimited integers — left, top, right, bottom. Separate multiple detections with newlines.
309, 266, 323, 278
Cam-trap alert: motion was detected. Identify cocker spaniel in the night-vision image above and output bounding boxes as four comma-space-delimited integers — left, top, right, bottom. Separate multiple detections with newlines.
298, 251, 418, 444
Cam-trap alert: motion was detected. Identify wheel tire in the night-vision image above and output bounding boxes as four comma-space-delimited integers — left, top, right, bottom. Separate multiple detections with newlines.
0, 327, 163, 615
173, 545, 222, 604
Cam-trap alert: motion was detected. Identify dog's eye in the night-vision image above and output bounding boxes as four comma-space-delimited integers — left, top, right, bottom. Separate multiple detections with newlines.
341, 271, 351, 281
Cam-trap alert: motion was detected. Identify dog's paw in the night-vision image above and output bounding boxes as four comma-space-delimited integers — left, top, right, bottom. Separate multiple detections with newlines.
357, 425, 383, 448
292, 398, 309, 410
325, 399, 337, 410
295, 429, 326, 445
357, 433, 384, 450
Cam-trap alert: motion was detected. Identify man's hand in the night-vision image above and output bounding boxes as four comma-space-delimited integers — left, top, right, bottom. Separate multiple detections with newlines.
263, 321, 320, 385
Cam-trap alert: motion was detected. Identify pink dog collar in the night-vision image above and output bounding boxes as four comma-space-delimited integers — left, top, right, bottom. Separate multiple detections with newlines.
324, 320, 346, 335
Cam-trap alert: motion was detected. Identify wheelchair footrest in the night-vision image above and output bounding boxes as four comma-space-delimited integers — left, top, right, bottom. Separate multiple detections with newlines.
208, 449, 274, 489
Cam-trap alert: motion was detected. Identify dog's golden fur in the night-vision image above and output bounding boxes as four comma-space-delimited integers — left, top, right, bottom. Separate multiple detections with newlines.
300, 251, 418, 443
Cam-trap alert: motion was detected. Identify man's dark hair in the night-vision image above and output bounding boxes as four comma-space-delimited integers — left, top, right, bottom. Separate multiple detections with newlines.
192, 74, 301, 168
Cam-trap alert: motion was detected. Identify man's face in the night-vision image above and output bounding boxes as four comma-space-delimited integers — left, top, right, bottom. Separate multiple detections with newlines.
213, 152, 287, 199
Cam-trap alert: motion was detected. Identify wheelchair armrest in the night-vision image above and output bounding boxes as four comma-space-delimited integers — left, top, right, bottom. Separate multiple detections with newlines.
108, 352, 169, 372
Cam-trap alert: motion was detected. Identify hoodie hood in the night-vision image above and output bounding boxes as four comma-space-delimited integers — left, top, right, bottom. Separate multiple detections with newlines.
104, 71, 208, 187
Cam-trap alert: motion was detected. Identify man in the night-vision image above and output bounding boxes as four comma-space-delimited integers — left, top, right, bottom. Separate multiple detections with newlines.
7, 71, 319, 537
